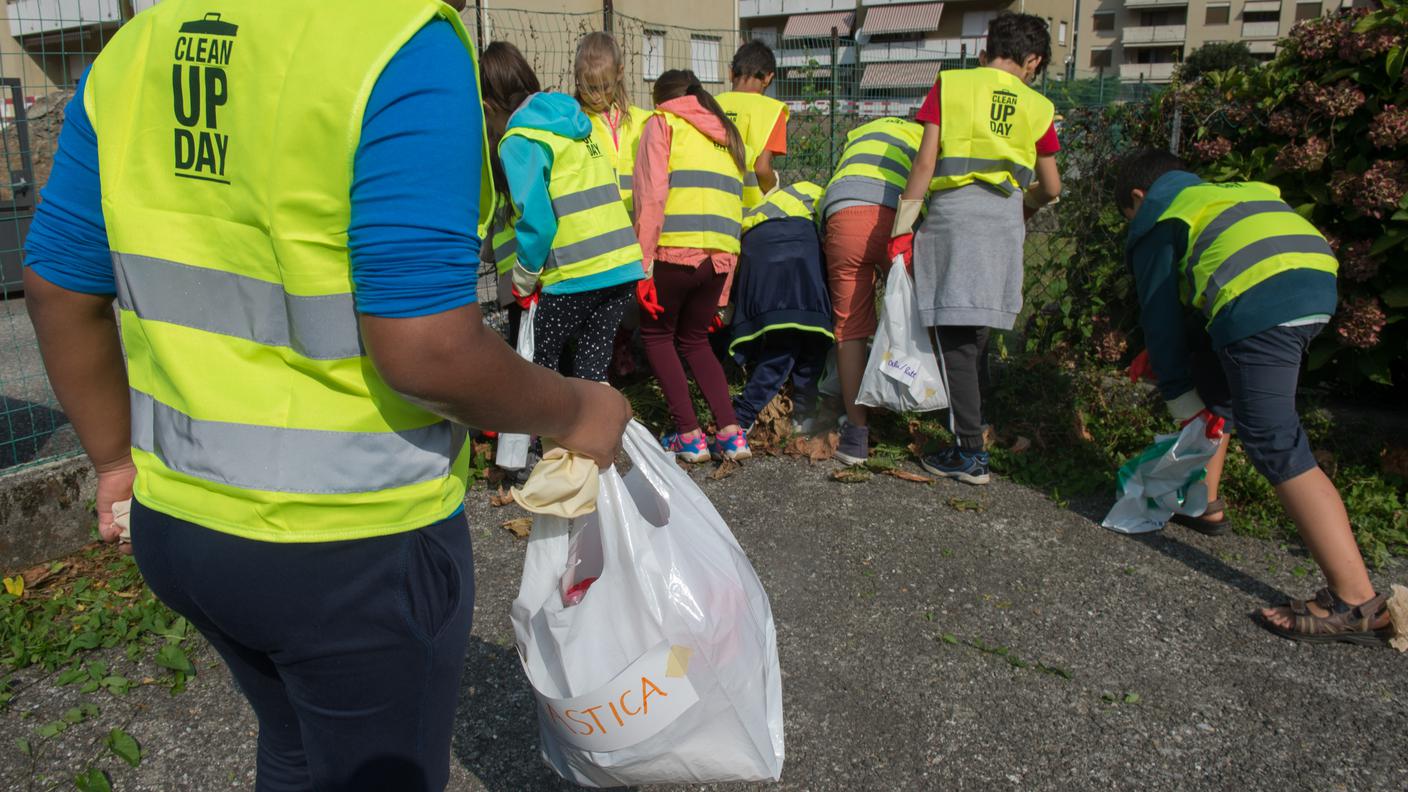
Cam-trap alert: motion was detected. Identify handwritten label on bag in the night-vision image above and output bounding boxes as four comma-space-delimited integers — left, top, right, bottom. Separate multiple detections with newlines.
879, 351, 922, 388
538, 641, 699, 753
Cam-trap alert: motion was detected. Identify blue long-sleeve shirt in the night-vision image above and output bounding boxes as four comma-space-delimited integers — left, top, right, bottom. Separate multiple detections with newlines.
25, 20, 482, 319
1125, 170, 1338, 402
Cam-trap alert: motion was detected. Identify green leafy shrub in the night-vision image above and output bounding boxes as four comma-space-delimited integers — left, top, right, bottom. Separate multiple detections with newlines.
1176, 41, 1258, 84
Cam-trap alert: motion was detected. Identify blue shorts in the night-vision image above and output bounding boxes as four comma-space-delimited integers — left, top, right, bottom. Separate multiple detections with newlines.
1192, 323, 1324, 486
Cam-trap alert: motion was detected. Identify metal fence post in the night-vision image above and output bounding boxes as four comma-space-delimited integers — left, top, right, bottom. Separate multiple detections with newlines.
830, 26, 839, 171
1098, 65, 1105, 104
960, 43, 968, 70
1170, 102, 1182, 156
602, 0, 613, 32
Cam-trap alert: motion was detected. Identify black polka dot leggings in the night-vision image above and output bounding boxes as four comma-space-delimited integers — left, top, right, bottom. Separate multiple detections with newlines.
531, 282, 634, 382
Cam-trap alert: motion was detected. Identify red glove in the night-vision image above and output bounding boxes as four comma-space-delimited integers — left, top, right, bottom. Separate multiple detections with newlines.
1181, 408, 1226, 439
707, 312, 725, 334
512, 287, 538, 310
1127, 349, 1157, 383
887, 233, 914, 274
636, 278, 663, 320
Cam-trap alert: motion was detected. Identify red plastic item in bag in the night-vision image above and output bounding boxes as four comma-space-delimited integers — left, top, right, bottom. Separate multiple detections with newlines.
563, 576, 598, 607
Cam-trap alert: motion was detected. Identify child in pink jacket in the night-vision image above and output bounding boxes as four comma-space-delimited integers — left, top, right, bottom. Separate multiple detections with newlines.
633, 70, 751, 462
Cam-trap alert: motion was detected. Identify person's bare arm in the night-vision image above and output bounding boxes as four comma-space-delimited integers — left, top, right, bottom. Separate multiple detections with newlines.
24, 268, 135, 546
360, 304, 629, 466
1023, 154, 1062, 221
901, 123, 939, 202
754, 150, 778, 194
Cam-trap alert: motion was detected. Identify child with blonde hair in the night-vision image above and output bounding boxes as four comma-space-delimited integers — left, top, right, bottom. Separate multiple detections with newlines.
574, 31, 652, 216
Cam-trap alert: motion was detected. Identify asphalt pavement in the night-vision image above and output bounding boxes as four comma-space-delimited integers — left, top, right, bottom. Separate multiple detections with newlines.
1, 453, 1404, 791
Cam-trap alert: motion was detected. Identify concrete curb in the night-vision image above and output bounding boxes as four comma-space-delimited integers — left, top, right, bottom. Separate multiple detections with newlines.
0, 455, 94, 571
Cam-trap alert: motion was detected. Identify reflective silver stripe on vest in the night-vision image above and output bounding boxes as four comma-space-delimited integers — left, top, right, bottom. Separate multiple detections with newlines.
493, 237, 518, 263
779, 184, 818, 215
933, 156, 1035, 189
619, 174, 634, 192
662, 214, 742, 238
547, 226, 640, 269
1199, 234, 1335, 311
129, 389, 465, 494
113, 252, 362, 361
1184, 200, 1295, 299
745, 172, 760, 188
670, 169, 743, 196
747, 204, 789, 223
551, 183, 623, 217
841, 152, 910, 178
848, 131, 918, 160
820, 176, 902, 217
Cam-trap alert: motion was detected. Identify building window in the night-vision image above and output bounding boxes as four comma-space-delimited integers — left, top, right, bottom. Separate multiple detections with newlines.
1093, 12, 1115, 32
1059, 21, 1068, 45
1295, 0, 1321, 20
643, 29, 665, 80
690, 35, 721, 83
962, 10, 999, 37
1244, 10, 1280, 22
1091, 48, 1113, 68
1206, 4, 1230, 23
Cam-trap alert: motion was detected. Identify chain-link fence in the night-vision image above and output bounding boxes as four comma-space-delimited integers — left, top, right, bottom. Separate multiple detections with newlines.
0, 2, 1168, 473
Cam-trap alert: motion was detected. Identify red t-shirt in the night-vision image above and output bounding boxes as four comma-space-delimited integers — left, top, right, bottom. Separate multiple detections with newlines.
916, 76, 1060, 156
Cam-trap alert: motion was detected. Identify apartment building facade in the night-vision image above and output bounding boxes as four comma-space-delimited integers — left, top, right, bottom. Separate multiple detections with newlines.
741, 0, 1078, 115
1076, 0, 1344, 84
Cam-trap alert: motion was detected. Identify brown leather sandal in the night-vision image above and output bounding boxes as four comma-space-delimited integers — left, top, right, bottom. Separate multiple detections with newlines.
1259, 588, 1394, 647
1169, 498, 1231, 536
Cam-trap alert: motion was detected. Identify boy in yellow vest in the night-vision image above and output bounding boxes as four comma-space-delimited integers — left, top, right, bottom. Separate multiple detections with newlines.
894, 13, 1062, 485
717, 40, 789, 209
1116, 148, 1403, 648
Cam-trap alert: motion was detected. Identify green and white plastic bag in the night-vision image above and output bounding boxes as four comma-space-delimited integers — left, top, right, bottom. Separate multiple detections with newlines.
1102, 414, 1225, 534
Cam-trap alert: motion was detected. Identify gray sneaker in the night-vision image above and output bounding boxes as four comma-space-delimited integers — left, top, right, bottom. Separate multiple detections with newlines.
834, 421, 869, 466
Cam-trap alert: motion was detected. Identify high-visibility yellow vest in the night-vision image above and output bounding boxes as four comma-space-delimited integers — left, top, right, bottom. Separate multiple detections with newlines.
821, 117, 924, 216
658, 110, 744, 254
742, 180, 823, 234
500, 123, 642, 288
716, 90, 787, 209
485, 192, 518, 277
85, 0, 493, 542
589, 105, 652, 216
1159, 181, 1338, 321
932, 67, 1054, 195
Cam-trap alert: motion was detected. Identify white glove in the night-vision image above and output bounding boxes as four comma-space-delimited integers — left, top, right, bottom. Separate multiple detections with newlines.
892, 198, 924, 237
510, 261, 540, 298
1165, 390, 1207, 424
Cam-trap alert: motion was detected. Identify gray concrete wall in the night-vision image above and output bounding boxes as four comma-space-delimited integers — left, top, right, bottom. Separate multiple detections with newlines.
0, 456, 95, 570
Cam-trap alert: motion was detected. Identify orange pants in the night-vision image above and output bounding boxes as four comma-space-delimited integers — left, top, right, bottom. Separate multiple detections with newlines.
823, 204, 895, 342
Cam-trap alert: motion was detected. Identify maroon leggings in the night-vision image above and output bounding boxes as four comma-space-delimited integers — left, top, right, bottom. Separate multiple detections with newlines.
640, 262, 738, 434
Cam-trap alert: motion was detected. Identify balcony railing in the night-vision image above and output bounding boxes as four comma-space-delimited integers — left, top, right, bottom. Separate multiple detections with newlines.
1120, 62, 1177, 81
779, 45, 858, 67
740, 0, 855, 17
1122, 24, 1187, 44
6, 0, 127, 38
1241, 20, 1282, 38
859, 37, 986, 63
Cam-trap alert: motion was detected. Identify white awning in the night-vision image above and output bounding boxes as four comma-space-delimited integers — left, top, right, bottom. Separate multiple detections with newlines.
784, 11, 855, 39
860, 61, 941, 89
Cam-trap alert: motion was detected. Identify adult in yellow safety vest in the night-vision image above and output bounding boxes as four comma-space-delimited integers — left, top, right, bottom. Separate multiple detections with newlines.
823, 117, 928, 466
730, 180, 834, 434
716, 40, 788, 209
21, 1, 630, 787
488, 42, 644, 384
633, 69, 752, 462
890, 13, 1062, 479
574, 31, 653, 217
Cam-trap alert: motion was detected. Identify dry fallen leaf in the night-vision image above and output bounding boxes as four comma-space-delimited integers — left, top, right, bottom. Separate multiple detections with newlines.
489, 486, 515, 508
884, 469, 933, 484
1010, 436, 1032, 454
831, 467, 872, 483
807, 431, 840, 463
1383, 446, 1408, 480
500, 517, 533, 539
710, 459, 741, 480
485, 466, 507, 486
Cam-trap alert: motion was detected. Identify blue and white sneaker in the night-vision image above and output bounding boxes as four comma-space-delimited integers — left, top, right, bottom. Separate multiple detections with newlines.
920, 446, 991, 485
709, 428, 753, 461
661, 431, 710, 463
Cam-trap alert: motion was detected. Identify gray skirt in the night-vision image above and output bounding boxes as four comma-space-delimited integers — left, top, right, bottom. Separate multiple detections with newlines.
911, 183, 1025, 330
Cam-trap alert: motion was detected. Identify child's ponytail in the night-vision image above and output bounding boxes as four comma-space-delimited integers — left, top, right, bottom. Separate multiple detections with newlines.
653, 69, 747, 174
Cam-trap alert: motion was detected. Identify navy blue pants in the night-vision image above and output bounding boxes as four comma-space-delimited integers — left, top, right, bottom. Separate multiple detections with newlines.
131, 501, 475, 792
733, 329, 826, 429
1193, 322, 1323, 485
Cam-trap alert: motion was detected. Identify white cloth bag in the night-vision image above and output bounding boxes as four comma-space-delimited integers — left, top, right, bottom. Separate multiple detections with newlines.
1102, 414, 1226, 534
495, 301, 537, 470
856, 257, 949, 413
510, 421, 785, 787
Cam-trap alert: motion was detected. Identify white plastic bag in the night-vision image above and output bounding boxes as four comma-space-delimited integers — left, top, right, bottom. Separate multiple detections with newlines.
495, 301, 537, 470
511, 421, 785, 787
1102, 414, 1226, 534
856, 257, 948, 413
